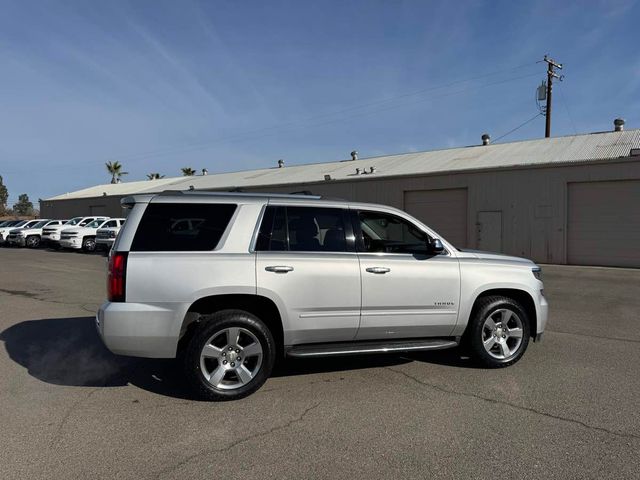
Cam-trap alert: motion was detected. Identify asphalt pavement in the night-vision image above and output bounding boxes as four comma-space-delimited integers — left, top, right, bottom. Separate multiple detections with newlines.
1, 248, 639, 479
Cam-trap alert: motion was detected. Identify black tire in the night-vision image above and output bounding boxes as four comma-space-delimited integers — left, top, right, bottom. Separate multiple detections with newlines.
183, 310, 275, 401
26, 235, 40, 248
82, 237, 96, 252
466, 295, 530, 368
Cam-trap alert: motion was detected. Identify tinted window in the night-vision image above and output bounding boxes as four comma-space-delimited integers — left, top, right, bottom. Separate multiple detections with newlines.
256, 206, 347, 252
131, 203, 236, 251
358, 211, 429, 254
104, 220, 117, 228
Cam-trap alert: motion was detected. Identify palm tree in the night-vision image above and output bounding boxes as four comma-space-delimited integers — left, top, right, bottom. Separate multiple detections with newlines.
147, 173, 165, 180
181, 167, 196, 176
105, 161, 128, 184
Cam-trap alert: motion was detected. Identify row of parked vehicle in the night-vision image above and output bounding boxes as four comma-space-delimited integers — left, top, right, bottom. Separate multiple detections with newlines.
0, 216, 125, 252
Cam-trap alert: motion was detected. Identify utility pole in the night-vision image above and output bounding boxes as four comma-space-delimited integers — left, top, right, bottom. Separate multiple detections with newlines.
543, 55, 563, 138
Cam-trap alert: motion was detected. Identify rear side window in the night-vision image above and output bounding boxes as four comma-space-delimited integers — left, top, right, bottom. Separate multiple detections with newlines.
131, 203, 236, 251
256, 206, 349, 252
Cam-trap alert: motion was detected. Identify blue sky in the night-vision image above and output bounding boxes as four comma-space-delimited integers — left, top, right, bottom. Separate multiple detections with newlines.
1, 0, 639, 207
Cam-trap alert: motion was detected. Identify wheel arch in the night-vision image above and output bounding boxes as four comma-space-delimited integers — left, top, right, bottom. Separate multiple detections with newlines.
467, 288, 538, 341
178, 294, 284, 357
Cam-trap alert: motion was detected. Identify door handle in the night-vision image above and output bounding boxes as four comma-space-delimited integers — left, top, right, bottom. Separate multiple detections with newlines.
366, 267, 390, 274
265, 265, 294, 273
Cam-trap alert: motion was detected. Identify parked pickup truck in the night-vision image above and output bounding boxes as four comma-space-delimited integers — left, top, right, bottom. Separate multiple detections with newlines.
96, 219, 126, 250
61, 218, 125, 252
97, 191, 548, 401
0, 220, 40, 246
6, 219, 66, 248
43, 216, 108, 248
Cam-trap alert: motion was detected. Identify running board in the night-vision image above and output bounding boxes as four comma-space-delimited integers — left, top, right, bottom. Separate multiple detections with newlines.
286, 338, 458, 358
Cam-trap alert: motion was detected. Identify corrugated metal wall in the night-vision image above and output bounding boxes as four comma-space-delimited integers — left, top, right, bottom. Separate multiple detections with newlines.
40, 196, 125, 220
40, 159, 640, 266
245, 159, 640, 265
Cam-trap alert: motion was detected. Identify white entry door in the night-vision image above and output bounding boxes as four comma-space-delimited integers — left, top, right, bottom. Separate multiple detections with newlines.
477, 211, 502, 253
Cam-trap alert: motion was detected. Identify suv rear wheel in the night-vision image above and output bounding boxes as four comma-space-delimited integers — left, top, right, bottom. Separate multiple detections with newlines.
467, 296, 530, 368
183, 310, 275, 401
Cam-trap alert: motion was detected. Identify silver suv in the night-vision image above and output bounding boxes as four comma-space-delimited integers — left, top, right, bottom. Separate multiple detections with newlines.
97, 192, 548, 400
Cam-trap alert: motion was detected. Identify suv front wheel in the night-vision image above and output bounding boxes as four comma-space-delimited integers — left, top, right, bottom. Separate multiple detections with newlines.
183, 310, 275, 401
82, 237, 97, 252
467, 296, 531, 368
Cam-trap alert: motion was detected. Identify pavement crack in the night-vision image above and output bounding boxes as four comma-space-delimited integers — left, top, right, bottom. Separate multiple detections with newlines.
49, 387, 100, 448
387, 367, 640, 442
0, 288, 99, 314
155, 401, 321, 479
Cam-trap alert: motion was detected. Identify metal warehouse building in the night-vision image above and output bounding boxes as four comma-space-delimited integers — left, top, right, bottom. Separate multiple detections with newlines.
41, 126, 640, 268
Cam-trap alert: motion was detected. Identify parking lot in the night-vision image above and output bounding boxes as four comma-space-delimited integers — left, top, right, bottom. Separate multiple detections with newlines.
1, 248, 639, 479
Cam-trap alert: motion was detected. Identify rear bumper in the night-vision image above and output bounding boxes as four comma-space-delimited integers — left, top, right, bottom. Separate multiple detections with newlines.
96, 301, 181, 358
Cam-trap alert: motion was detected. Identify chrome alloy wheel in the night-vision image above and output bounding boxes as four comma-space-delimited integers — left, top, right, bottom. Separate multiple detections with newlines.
199, 327, 263, 390
481, 308, 524, 360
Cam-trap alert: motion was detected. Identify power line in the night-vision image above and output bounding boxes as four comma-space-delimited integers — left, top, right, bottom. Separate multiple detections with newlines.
5, 61, 543, 175
557, 88, 578, 135
95, 68, 541, 165
493, 113, 544, 143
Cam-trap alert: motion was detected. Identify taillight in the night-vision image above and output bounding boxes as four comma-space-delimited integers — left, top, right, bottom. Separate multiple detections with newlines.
108, 252, 128, 302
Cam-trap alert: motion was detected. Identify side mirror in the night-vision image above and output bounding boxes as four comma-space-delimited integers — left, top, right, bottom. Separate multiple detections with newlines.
427, 238, 445, 254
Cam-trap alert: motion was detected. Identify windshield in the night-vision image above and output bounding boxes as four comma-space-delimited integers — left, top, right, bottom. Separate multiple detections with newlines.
32, 220, 50, 228
23, 220, 40, 228
87, 219, 104, 228
11, 220, 27, 228
65, 217, 84, 225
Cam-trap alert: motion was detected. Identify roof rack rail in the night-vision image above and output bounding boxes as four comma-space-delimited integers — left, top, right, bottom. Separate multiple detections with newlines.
155, 190, 323, 200
157, 190, 185, 196
289, 190, 315, 195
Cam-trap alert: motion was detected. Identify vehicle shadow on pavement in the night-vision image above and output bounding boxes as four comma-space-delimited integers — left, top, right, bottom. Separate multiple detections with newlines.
0, 316, 473, 400
0, 316, 194, 400
272, 354, 412, 377
404, 349, 485, 369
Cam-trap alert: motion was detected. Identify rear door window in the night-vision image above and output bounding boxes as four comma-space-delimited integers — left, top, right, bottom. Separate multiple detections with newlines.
131, 203, 236, 251
256, 206, 351, 252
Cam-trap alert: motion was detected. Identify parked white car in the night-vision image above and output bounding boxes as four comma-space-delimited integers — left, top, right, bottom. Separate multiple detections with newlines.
6, 219, 66, 248
96, 219, 126, 250
0, 220, 24, 244
61, 218, 124, 252
42, 216, 108, 247
0, 220, 40, 246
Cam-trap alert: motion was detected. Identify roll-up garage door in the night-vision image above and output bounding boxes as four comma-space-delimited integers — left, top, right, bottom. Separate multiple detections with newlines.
567, 180, 640, 267
404, 188, 468, 248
